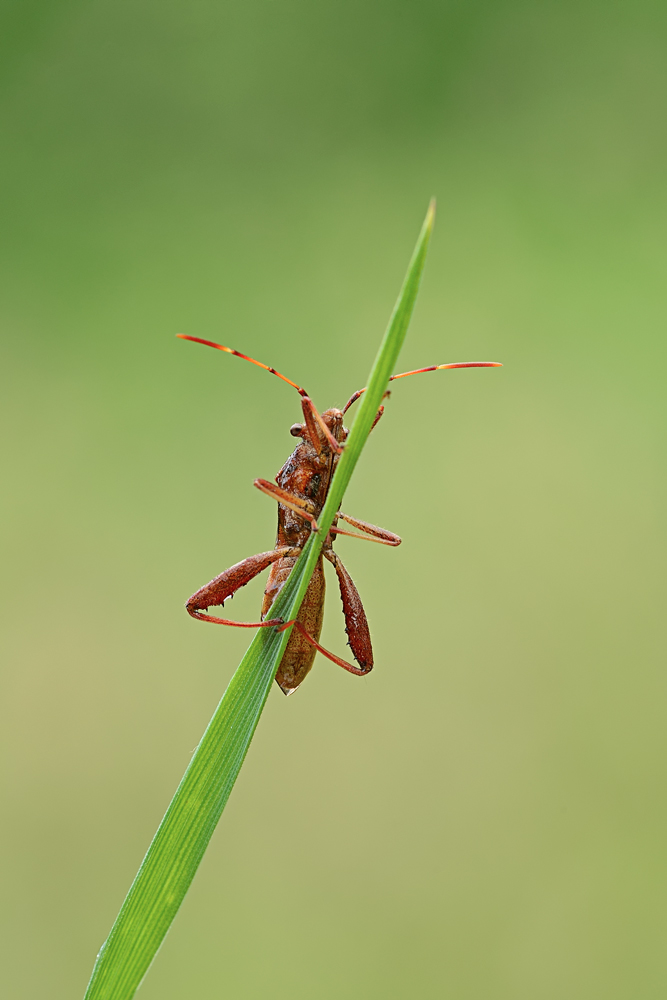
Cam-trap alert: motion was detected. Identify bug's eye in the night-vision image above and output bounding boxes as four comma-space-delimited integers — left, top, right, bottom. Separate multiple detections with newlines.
290, 423, 304, 437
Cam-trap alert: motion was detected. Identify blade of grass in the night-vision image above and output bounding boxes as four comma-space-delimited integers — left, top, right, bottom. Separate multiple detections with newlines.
83, 199, 435, 1000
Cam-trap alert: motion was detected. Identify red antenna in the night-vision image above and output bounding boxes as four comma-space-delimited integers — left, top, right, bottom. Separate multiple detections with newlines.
177, 335, 309, 397
342, 361, 502, 413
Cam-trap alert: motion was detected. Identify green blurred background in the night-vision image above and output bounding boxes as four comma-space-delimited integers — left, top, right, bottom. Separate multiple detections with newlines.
2, 1, 666, 997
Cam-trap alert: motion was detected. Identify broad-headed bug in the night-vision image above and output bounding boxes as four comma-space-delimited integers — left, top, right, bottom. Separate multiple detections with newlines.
178, 334, 501, 695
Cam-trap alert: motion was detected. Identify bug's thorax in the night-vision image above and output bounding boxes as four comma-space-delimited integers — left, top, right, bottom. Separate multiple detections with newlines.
279, 406, 346, 507
264, 406, 346, 574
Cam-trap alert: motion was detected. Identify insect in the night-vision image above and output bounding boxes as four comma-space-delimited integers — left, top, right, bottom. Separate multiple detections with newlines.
178, 334, 501, 695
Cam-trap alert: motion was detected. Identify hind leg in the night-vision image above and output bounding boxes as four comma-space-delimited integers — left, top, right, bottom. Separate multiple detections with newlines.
276, 551, 374, 677
186, 547, 298, 625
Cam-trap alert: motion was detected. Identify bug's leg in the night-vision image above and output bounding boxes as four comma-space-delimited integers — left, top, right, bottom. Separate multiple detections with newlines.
276, 551, 374, 677
298, 396, 326, 455
301, 397, 343, 454
370, 403, 385, 432
330, 512, 401, 546
275, 619, 372, 676
324, 550, 373, 671
186, 547, 299, 625
253, 479, 319, 531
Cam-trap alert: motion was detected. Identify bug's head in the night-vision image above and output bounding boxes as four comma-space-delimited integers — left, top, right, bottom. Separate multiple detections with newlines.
322, 408, 348, 444
290, 408, 348, 444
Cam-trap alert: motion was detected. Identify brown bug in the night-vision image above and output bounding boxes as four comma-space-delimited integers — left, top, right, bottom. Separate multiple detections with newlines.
178, 334, 501, 695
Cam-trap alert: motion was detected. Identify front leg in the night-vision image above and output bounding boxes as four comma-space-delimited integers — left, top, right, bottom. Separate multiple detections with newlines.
301, 397, 344, 454
186, 547, 298, 625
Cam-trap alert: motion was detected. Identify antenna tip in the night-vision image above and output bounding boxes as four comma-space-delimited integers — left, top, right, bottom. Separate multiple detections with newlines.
436, 361, 503, 370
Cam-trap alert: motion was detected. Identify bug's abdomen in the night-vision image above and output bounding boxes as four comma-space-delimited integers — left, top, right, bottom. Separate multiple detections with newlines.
275, 557, 326, 695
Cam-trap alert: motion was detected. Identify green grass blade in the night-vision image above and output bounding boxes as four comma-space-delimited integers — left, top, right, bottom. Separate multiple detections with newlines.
83, 199, 435, 1000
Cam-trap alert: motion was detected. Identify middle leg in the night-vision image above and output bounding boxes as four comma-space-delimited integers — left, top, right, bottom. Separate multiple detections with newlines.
330, 512, 402, 546
254, 479, 319, 531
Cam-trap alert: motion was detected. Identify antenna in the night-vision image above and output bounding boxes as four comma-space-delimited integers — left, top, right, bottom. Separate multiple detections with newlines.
177, 335, 309, 397
342, 361, 502, 413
